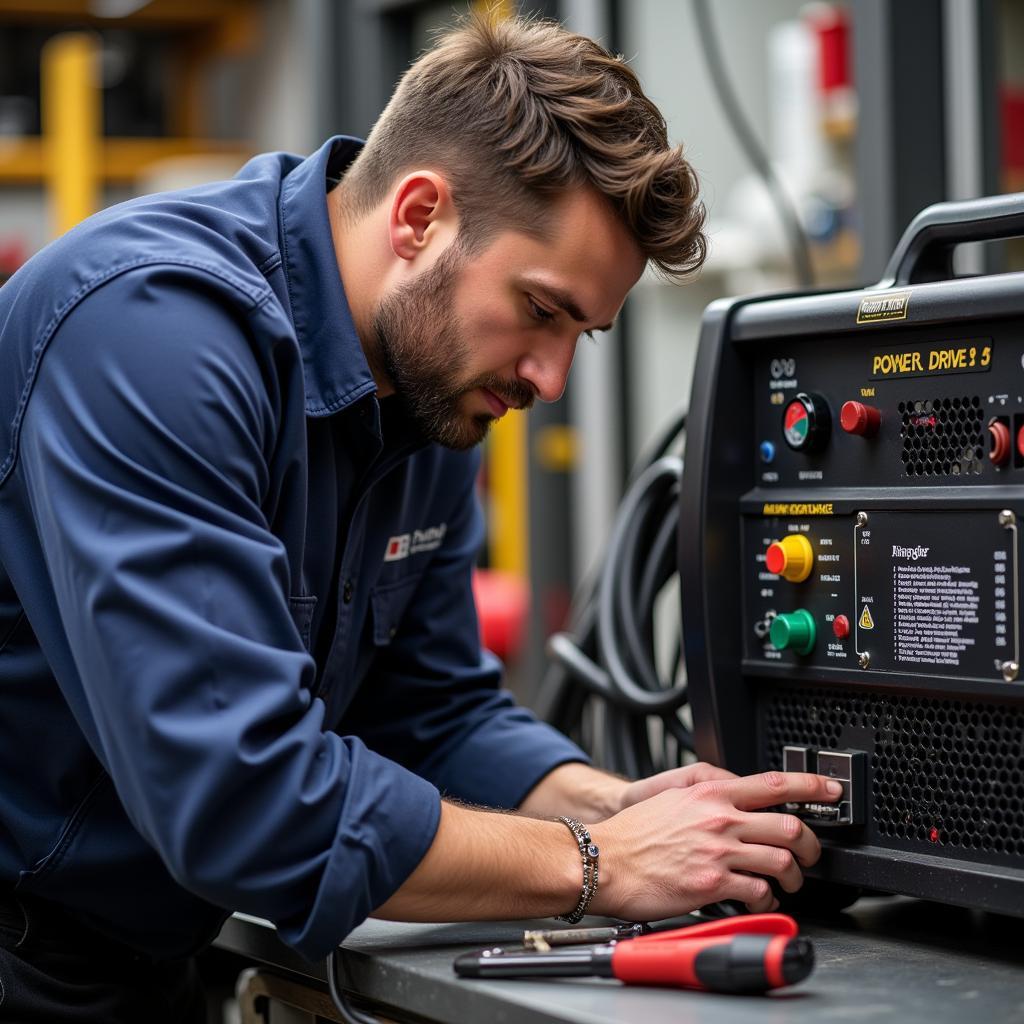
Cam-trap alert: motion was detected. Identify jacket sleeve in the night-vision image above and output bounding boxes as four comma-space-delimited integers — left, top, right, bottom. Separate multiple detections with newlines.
15, 266, 441, 960
342, 449, 589, 809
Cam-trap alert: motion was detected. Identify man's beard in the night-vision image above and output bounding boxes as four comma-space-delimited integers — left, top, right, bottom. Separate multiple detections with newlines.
371, 242, 534, 450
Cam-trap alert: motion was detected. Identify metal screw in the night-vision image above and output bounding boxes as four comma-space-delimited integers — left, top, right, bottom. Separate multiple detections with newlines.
999, 509, 1016, 527
856, 511, 869, 527
859, 651, 871, 669
1001, 661, 1019, 682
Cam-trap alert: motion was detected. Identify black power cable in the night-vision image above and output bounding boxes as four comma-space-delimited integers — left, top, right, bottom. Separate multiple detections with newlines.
327, 949, 382, 1024
536, 409, 692, 776
691, 0, 815, 288
536, 411, 757, 922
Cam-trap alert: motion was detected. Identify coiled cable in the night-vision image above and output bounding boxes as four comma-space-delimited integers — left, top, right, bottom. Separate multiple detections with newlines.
537, 408, 692, 776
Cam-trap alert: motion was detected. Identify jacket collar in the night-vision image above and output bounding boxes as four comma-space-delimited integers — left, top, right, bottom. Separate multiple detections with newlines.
278, 137, 376, 418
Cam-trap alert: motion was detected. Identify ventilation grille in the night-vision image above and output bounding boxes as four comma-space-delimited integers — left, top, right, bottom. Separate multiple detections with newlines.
761, 687, 1024, 858
899, 397, 984, 477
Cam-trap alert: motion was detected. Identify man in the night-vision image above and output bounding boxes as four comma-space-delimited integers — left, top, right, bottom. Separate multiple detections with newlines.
0, 13, 840, 1020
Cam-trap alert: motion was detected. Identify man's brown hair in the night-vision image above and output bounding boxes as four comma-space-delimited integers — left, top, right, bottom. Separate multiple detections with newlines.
340, 12, 706, 281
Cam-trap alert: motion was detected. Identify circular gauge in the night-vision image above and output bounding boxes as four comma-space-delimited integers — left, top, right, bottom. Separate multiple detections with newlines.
782, 393, 831, 452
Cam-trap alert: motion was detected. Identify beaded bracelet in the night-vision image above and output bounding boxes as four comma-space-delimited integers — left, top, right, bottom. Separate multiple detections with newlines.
554, 815, 600, 924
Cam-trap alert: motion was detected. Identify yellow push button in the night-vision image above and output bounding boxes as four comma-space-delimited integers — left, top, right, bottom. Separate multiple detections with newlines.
765, 534, 814, 583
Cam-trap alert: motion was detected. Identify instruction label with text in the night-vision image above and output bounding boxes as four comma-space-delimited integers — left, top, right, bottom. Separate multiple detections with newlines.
855, 511, 1015, 680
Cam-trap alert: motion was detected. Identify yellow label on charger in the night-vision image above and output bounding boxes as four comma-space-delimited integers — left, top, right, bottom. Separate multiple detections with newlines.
870, 341, 992, 380
762, 502, 834, 516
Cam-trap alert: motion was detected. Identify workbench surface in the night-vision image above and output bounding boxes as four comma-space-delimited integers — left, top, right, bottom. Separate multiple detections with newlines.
215, 897, 1024, 1023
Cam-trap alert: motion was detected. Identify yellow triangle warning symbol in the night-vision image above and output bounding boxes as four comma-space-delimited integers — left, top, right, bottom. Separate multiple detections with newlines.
859, 605, 875, 630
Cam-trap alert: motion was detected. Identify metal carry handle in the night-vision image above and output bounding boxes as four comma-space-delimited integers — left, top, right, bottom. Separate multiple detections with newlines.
878, 192, 1024, 288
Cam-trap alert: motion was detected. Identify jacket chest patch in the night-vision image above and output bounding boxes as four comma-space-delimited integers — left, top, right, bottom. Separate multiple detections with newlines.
383, 523, 447, 562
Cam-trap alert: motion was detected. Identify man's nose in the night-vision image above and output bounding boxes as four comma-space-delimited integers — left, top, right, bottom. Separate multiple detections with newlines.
517, 337, 576, 403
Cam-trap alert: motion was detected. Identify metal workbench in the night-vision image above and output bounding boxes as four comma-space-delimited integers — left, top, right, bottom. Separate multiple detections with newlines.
214, 897, 1024, 1023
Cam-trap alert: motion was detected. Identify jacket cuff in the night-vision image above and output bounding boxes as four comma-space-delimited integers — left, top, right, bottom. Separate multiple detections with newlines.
278, 746, 441, 961
431, 708, 591, 809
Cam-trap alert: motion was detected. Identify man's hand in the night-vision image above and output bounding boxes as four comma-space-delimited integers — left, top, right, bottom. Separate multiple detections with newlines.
618, 761, 739, 811
518, 760, 739, 822
590, 771, 838, 918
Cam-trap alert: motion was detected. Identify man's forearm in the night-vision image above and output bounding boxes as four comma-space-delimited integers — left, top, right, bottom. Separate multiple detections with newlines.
517, 761, 628, 822
373, 770, 844, 926
373, 765, 627, 922
372, 800, 581, 922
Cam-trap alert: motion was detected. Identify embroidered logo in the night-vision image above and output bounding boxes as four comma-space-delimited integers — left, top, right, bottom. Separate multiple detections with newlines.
384, 535, 411, 561
383, 523, 447, 561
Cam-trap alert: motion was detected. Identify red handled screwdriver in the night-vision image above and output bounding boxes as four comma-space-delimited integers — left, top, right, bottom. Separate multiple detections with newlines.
454, 913, 814, 994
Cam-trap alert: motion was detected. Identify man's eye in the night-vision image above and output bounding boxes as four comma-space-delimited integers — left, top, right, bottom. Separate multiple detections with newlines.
528, 297, 555, 322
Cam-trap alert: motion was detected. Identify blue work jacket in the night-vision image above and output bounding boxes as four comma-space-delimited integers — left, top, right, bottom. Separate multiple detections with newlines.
0, 137, 586, 961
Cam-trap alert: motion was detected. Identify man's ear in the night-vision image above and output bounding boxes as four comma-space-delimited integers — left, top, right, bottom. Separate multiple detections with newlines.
388, 171, 458, 261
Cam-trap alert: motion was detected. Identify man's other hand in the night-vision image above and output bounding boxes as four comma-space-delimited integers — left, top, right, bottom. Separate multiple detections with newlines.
520, 761, 739, 822
618, 762, 739, 812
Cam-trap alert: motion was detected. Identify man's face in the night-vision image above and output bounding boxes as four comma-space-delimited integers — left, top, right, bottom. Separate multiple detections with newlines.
372, 187, 645, 450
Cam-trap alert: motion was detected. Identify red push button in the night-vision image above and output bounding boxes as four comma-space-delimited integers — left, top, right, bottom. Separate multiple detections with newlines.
840, 401, 881, 437
1017, 423, 1024, 459
832, 614, 850, 640
989, 420, 1011, 466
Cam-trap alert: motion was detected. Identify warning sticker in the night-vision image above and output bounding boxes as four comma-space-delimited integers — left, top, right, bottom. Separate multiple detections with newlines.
859, 606, 875, 630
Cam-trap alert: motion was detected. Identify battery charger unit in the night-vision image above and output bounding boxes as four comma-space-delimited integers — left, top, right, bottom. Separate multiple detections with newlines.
680, 194, 1024, 914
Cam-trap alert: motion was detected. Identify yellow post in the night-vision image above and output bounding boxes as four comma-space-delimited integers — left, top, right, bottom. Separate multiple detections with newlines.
488, 412, 529, 575
42, 32, 102, 238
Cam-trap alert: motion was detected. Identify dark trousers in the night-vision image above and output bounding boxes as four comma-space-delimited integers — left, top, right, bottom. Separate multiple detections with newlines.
0, 893, 207, 1023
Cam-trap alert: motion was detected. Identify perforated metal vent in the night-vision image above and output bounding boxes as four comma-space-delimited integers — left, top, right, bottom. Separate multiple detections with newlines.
899, 397, 984, 477
761, 687, 1024, 858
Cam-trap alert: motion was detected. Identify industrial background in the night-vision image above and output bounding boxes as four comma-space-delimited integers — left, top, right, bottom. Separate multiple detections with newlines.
1, 0, 1022, 699
4, 2, 1024, 1021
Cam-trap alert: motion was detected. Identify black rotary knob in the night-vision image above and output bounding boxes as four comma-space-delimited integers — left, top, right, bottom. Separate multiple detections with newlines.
782, 392, 831, 453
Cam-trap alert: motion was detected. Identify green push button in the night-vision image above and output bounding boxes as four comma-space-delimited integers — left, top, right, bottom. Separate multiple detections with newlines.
769, 609, 816, 655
